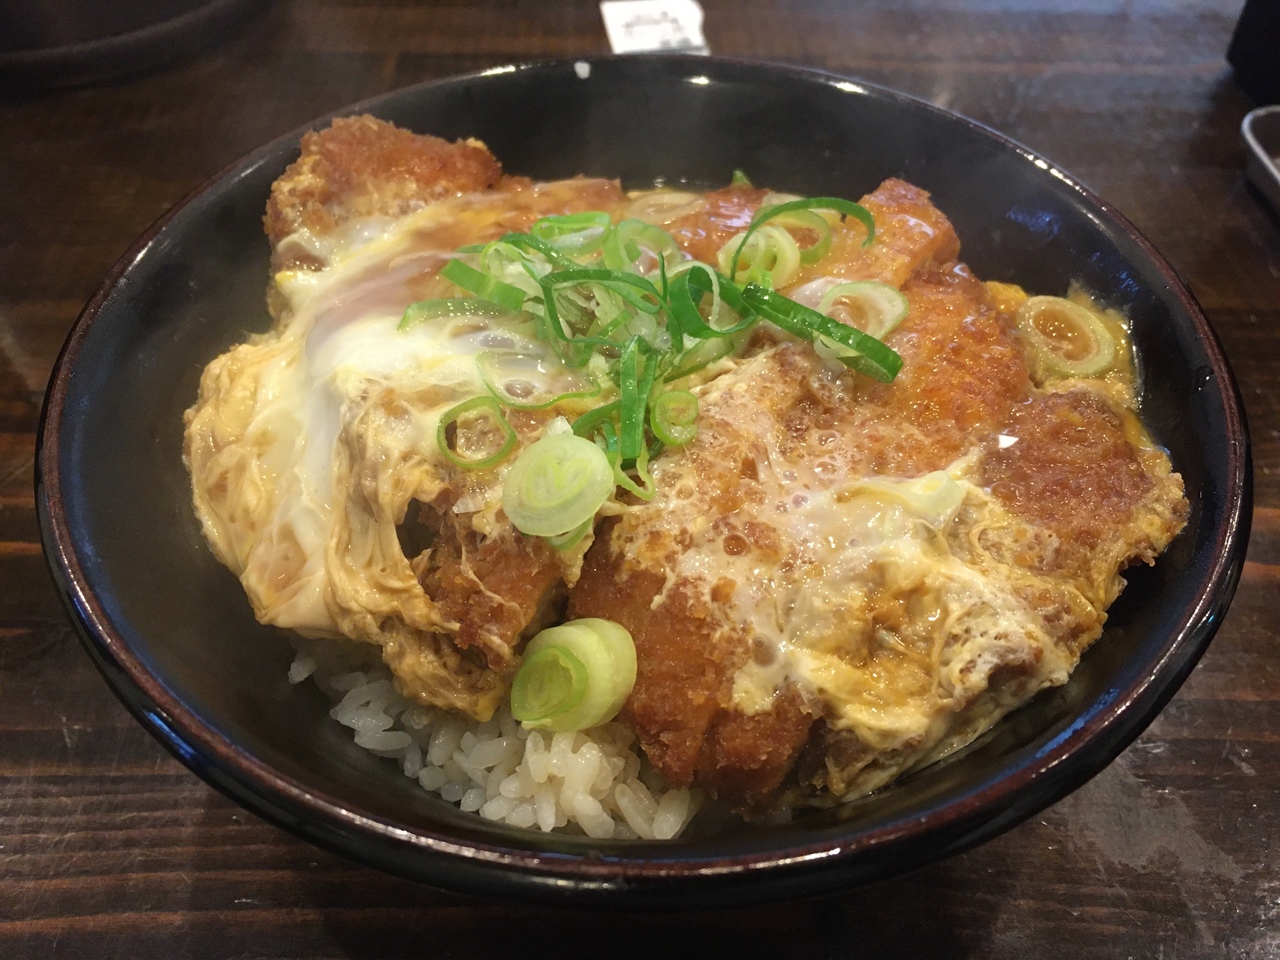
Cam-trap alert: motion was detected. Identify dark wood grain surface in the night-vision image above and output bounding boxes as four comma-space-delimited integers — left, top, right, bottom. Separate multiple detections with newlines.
3, 0, 1278, 956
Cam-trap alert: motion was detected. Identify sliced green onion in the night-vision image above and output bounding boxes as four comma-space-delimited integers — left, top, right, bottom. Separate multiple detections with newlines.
1015, 295, 1117, 378
511, 618, 637, 732
731, 168, 753, 187
481, 241, 548, 297
729, 196, 876, 279
440, 258, 528, 313
510, 645, 587, 724
665, 331, 740, 381
602, 219, 681, 274
547, 517, 593, 552
502, 432, 615, 537
742, 283, 902, 382
398, 297, 511, 331
436, 396, 518, 470
531, 212, 613, 256
409, 195, 887, 498
667, 264, 758, 339
611, 443, 655, 501
718, 224, 801, 288
769, 208, 833, 265
816, 281, 909, 342
497, 232, 580, 270
544, 268, 664, 315
650, 389, 699, 446
570, 399, 621, 441
618, 336, 645, 461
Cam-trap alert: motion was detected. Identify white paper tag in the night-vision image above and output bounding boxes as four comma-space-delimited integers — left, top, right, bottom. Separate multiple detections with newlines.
599, 0, 709, 56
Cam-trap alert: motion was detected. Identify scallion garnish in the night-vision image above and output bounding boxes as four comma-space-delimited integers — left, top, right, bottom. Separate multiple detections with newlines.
510, 618, 637, 732
436, 396, 518, 470
719, 224, 802, 288
618, 336, 646, 461
1014, 296, 1117, 379
406, 177, 901, 546
602, 219, 681, 274
532, 212, 613, 256
816, 281, 909, 341
440, 258, 528, 313
741, 284, 903, 382
728, 196, 876, 280
501, 432, 615, 537
650, 389, 699, 446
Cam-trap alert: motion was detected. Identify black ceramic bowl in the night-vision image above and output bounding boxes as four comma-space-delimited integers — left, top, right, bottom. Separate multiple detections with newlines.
37, 56, 1250, 908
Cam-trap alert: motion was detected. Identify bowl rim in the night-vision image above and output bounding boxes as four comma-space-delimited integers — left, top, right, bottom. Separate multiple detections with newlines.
35, 54, 1252, 906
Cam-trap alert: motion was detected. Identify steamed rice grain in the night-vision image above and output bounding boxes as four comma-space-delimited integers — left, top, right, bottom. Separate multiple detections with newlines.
291, 644, 698, 838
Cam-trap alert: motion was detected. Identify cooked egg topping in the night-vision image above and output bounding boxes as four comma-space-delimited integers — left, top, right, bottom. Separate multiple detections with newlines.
184, 180, 628, 709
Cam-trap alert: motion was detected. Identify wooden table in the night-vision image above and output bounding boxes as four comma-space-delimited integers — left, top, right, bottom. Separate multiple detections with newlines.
3, 0, 1277, 955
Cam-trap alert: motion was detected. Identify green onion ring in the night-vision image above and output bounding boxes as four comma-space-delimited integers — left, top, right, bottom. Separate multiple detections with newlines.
435, 396, 518, 470
741, 283, 902, 382
510, 645, 588, 724
531, 212, 613, 256
544, 268, 664, 315
719, 224, 802, 288
667, 264, 758, 339
570, 399, 621, 440
769, 208, 833, 265
665, 332, 741, 381
497, 232, 581, 270
1015, 296, 1117, 378
502, 432, 615, 537
511, 619, 637, 732
650, 389, 699, 446
729, 196, 876, 279
816, 281, 909, 341
602, 219, 681, 274
546, 517, 593, 552
440, 258, 528, 314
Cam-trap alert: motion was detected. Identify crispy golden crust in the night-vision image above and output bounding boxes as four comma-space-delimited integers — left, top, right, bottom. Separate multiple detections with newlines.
564, 178, 1007, 807
976, 387, 1188, 609
421, 516, 566, 673
568, 528, 816, 808
264, 115, 503, 248
566, 179, 1186, 812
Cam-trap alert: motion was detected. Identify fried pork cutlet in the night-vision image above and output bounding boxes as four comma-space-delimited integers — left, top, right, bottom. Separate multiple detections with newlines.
189, 116, 1187, 819
187, 117, 628, 720
264, 115, 503, 253
569, 181, 1186, 811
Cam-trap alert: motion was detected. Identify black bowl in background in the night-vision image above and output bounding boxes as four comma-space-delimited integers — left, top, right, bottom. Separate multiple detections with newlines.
36, 56, 1250, 908
0, 0, 275, 90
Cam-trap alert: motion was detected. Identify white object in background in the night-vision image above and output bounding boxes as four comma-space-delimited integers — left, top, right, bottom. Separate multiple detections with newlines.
600, 0, 709, 55
1242, 106, 1280, 218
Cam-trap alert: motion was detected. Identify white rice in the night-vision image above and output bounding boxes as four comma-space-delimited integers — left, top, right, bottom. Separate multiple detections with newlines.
289, 642, 699, 839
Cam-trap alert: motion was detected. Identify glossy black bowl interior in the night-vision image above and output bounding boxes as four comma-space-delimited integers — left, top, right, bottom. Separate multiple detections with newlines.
37, 56, 1250, 908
